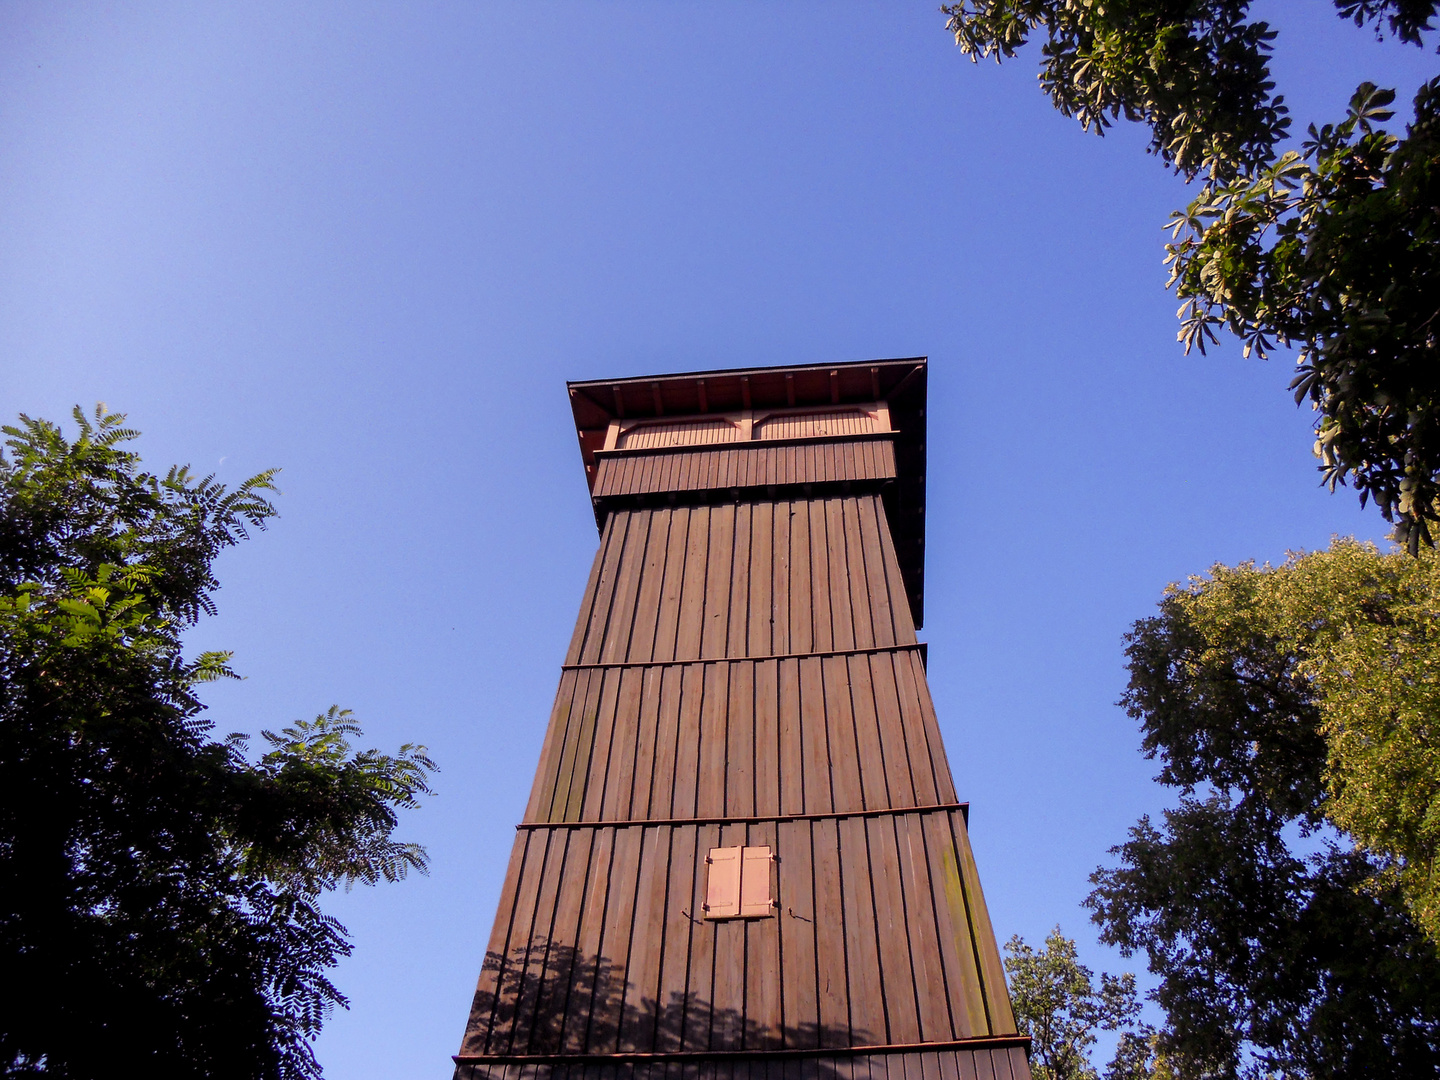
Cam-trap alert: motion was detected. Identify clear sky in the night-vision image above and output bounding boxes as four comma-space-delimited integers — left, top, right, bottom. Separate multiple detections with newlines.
2, 3, 1435, 1077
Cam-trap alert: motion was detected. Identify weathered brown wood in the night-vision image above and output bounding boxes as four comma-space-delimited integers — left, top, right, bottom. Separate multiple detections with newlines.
837, 815, 885, 1046
745, 819, 783, 1050
620, 826, 673, 1052
847, 655, 888, 810
753, 660, 779, 819
727, 662, 755, 819
841, 500, 873, 652
712, 822, 748, 1049
810, 816, 849, 1047
918, 814, 987, 1039
590, 826, 645, 1052
459, 362, 1027, 1080
463, 828, 535, 1055
894, 816, 954, 1043
675, 507, 710, 660
777, 660, 804, 817
946, 813, 1015, 1036
866, 816, 919, 1045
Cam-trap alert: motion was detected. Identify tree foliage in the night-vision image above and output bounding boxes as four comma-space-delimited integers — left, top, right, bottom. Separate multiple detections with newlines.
1004, 928, 1157, 1080
1087, 536, 1440, 1077
0, 407, 436, 1080
942, 2, 1440, 549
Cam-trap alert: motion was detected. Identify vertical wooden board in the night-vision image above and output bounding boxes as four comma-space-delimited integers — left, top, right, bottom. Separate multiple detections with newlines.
460, 830, 534, 1055
824, 499, 855, 652
580, 511, 634, 665
588, 826, 645, 1052
600, 667, 647, 820
726, 502, 753, 656
645, 665, 684, 820
669, 664, 707, 819
770, 497, 792, 656
846, 655, 889, 811
701, 502, 737, 658
744, 819, 783, 1049
805, 500, 832, 652
972, 1051, 996, 1080
727, 661, 756, 818
753, 659, 780, 818
601, 510, 654, 665
500, 831, 569, 1052
525, 669, 581, 823
788, 501, 813, 655
918, 813, 988, 1039
628, 507, 673, 663
840, 499, 874, 650
565, 514, 620, 666
560, 827, 616, 1052
868, 654, 919, 809
549, 671, 597, 823
748, 501, 774, 656
777, 818, 818, 1048
654, 826, 700, 1052
653, 507, 693, 663
837, 816, 886, 1046
798, 658, 831, 814
520, 829, 592, 1054
562, 671, 608, 823
822, 657, 864, 815
891, 653, 948, 807
619, 826, 672, 1052
625, 666, 663, 819
695, 663, 729, 818
810, 817, 849, 1046
710, 822, 748, 1049
579, 669, 625, 821
947, 812, 1016, 1034
1005, 1048, 1031, 1080
894, 815, 955, 1042
675, 506, 712, 661
918, 1053, 944, 1080
865, 817, 921, 1045
856, 497, 896, 648
682, 823, 722, 1051
954, 1051, 979, 1080
871, 498, 916, 646
777, 659, 805, 817
936, 1050, 960, 1080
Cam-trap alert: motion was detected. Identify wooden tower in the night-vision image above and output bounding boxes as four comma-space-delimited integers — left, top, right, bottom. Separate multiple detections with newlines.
454, 358, 1031, 1080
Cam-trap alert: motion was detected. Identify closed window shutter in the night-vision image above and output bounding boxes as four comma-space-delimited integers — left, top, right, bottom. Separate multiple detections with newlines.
739, 845, 774, 917
704, 846, 742, 919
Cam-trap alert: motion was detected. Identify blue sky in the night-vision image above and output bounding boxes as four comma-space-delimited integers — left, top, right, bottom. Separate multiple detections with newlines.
2, 3, 1435, 1076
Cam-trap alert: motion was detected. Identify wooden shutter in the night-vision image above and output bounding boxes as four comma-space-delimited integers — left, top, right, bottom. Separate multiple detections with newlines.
739, 845, 774, 917
704, 846, 742, 919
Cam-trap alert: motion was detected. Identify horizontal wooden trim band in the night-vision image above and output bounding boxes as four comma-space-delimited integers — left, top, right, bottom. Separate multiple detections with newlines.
560, 641, 925, 672
517, 802, 969, 832
594, 430, 896, 461
454, 1034, 1030, 1065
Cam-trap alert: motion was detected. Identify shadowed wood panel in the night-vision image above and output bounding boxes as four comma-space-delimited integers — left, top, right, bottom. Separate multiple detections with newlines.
462, 812, 1013, 1059
592, 441, 896, 501
524, 656, 955, 824
458, 1052, 1029, 1080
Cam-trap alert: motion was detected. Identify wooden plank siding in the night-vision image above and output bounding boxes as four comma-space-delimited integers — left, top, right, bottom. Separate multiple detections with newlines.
458, 411, 1027, 1079
592, 440, 896, 500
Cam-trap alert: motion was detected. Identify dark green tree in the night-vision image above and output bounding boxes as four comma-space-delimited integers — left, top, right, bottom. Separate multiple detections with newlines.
942, 2, 1440, 549
1004, 928, 1157, 1080
0, 407, 436, 1080
1087, 539, 1440, 1078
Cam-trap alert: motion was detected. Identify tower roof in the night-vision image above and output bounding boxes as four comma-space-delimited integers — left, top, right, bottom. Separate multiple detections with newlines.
566, 357, 928, 625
